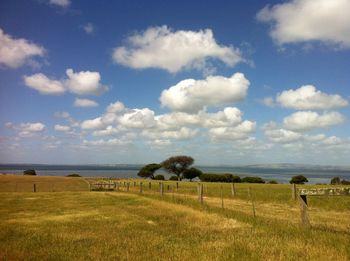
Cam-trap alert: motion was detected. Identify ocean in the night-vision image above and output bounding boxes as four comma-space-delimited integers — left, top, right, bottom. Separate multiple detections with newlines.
1, 164, 350, 184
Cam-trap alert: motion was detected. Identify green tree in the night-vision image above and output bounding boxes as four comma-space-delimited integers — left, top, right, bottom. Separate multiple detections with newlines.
289, 175, 308, 184
23, 169, 36, 175
154, 174, 165, 180
161, 155, 194, 181
137, 163, 162, 179
183, 167, 202, 181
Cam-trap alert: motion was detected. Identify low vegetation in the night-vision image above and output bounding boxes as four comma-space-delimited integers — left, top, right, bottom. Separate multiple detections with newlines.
23, 169, 36, 176
199, 173, 241, 183
241, 176, 265, 183
66, 173, 81, 177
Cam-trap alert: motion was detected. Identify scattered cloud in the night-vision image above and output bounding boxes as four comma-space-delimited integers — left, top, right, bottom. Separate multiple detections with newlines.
23, 73, 65, 95
54, 124, 71, 132
209, 121, 256, 141
160, 73, 249, 113
73, 98, 98, 108
257, 0, 350, 48
276, 85, 348, 110
49, 0, 71, 8
113, 25, 244, 73
83, 138, 131, 146
23, 68, 108, 96
0, 28, 45, 69
5, 122, 46, 137
261, 96, 275, 107
263, 122, 302, 143
283, 111, 345, 132
65, 69, 108, 95
83, 23, 95, 34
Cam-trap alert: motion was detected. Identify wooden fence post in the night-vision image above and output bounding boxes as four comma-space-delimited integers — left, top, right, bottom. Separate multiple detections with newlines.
176, 182, 179, 192
172, 186, 175, 200
198, 183, 204, 204
248, 187, 256, 218
116, 182, 119, 191
33, 184, 36, 192
220, 185, 224, 209
140, 182, 143, 194
292, 184, 297, 200
299, 195, 310, 227
160, 183, 164, 196
149, 182, 151, 189
231, 183, 236, 197
127, 182, 130, 192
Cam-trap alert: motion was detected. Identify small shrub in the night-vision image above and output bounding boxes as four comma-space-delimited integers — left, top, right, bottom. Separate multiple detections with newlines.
154, 174, 165, 180
341, 179, 350, 185
169, 176, 178, 181
199, 173, 241, 183
23, 169, 36, 176
268, 180, 278, 184
66, 173, 81, 177
330, 177, 341, 185
242, 176, 265, 184
289, 175, 308, 184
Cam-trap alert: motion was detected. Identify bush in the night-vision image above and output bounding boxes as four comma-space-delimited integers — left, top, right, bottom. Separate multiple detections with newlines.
23, 169, 36, 176
289, 175, 308, 184
154, 174, 165, 180
330, 177, 341, 185
169, 175, 179, 181
268, 180, 278, 184
242, 176, 265, 184
341, 179, 350, 185
66, 173, 81, 177
199, 173, 241, 183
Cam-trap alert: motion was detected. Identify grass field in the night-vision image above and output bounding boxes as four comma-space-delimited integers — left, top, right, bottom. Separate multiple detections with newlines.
1, 175, 349, 260
0, 174, 89, 192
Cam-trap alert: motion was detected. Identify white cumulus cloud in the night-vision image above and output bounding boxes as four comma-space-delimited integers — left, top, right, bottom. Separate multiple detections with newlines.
65, 69, 108, 95
113, 25, 244, 73
263, 122, 302, 143
209, 121, 256, 141
73, 98, 98, 108
276, 85, 348, 110
23, 73, 65, 95
0, 28, 45, 69
257, 0, 350, 48
160, 73, 249, 113
283, 111, 345, 131
23, 68, 108, 96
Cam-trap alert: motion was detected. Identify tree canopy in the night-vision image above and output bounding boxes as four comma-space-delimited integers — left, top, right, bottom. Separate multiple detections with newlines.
161, 155, 194, 181
289, 175, 308, 184
137, 163, 162, 179
183, 167, 202, 181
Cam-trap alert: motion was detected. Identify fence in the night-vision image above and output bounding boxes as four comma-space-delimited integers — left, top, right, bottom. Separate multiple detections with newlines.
87, 179, 350, 231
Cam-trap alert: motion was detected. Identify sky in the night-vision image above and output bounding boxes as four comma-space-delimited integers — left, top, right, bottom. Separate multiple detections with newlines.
0, 0, 350, 165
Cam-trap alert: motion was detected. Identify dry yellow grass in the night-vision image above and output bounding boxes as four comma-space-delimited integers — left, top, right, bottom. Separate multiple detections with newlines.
1, 192, 349, 260
0, 174, 89, 192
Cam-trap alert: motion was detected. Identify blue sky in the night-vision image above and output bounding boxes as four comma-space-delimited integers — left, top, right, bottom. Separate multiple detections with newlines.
0, 0, 349, 165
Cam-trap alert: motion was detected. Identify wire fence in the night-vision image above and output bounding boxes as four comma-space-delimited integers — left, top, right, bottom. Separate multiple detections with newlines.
87, 179, 350, 232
